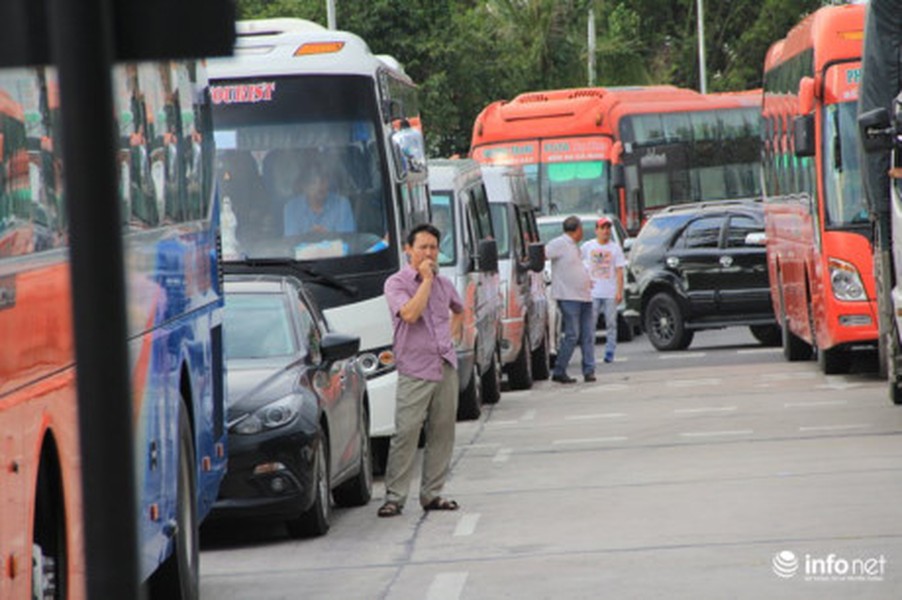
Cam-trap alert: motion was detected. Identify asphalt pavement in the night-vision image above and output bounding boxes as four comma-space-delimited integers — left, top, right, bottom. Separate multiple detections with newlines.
201, 327, 902, 599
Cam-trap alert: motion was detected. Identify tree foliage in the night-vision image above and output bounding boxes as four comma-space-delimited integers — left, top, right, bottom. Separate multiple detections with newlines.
235, 0, 828, 156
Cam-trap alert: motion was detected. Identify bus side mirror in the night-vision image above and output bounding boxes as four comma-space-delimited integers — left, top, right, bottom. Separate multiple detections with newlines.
526, 242, 545, 273
798, 76, 816, 115
858, 107, 895, 154
611, 163, 625, 189
793, 114, 815, 158
391, 128, 426, 181
477, 238, 498, 273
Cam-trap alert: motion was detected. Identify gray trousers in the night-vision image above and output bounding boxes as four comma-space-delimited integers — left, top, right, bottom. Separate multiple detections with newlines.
384, 362, 459, 508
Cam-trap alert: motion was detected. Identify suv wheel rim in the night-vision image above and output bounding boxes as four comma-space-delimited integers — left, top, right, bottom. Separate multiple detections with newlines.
650, 305, 675, 342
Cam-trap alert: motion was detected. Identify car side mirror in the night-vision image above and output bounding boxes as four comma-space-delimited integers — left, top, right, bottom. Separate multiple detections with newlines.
477, 238, 498, 273
793, 114, 815, 158
526, 242, 545, 273
859, 107, 895, 154
744, 231, 766, 246
320, 332, 360, 364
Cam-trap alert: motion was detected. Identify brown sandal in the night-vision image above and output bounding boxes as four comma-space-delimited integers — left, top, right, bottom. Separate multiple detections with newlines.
423, 497, 459, 511
377, 501, 402, 517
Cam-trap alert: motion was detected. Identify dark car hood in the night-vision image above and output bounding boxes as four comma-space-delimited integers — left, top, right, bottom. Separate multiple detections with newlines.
225, 356, 307, 418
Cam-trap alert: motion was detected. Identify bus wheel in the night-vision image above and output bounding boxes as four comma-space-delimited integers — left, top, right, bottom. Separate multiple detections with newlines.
645, 293, 692, 351
149, 402, 198, 600
531, 332, 551, 381
33, 445, 67, 600
481, 349, 502, 405
817, 345, 849, 375
287, 430, 331, 538
779, 284, 811, 361
457, 360, 482, 421
507, 331, 533, 391
749, 324, 781, 346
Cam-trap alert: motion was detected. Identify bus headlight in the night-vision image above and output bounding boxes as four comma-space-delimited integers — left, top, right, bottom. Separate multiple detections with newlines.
358, 345, 395, 378
232, 395, 302, 435
829, 258, 867, 302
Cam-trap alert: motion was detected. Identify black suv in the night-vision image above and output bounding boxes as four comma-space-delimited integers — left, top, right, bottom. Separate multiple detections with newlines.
624, 201, 778, 350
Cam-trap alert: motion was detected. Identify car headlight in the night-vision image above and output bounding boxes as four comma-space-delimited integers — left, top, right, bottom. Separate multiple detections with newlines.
828, 257, 867, 302
232, 394, 302, 435
358, 345, 395, 378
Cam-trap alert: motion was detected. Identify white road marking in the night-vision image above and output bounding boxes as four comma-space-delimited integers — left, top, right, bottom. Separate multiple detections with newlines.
736, 347, 782, 355
659, 352, 708, 360
552, 436, 628, 445
762, 371, 818, 381
453, 514, 481, 537
581, 383, 629, 392
492, 448, 512, 463
680, 430, 753, 438
784, 400, 848, 409
488, 420, 519, 426
521, 409, 536, 421
565, 412, 628, 421
427, 572, 468, 600
667, 378, 721, 388
463, 443, 502, 449
799, 424, 871, 433
674, 406, 737, 414
816, 382, 864, 391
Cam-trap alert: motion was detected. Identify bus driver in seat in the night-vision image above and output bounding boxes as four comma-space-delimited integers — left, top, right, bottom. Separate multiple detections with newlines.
284, 160, 357, 236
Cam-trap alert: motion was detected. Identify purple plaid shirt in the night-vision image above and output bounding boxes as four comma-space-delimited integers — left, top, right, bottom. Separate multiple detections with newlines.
385, 265, 464, 381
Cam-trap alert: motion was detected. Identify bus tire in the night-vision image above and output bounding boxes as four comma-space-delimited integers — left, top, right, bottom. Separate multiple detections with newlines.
33, 442, 67, 600
616, 314, 635, 342
779, 282, 811, 361
149, 402, 198, 600
645, 293, 692, 351
481, 348, 502, 405
333, 404, 373, 507
286, 429, 331, 538
531, 332, 551, 381
457, 360, 482, 421
817, 345, 849, 375
887, 320, 902, 405
749, 324, 781, 346
507, 331, 533, 391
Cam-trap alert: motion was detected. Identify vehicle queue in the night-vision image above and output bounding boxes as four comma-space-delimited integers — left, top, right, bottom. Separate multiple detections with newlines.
200, 2, 902, 545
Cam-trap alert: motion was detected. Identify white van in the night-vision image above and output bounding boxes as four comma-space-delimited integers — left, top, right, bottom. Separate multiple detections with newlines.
482, 165, 549, 389
428, 159, 502, 419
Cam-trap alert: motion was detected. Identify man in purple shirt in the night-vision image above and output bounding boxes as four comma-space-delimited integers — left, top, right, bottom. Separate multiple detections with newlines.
378, 223, 464, 517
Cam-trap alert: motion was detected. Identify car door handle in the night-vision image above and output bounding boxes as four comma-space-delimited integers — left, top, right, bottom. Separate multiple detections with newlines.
719, 256, 734, 268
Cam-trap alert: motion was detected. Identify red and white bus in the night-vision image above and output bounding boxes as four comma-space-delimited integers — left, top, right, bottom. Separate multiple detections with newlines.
762, 3, 876, 373
0, 61, 226, 599
470, 86, 762, 235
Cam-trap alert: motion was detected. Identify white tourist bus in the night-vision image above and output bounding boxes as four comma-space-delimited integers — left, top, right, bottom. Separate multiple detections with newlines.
209, 19, 430, 470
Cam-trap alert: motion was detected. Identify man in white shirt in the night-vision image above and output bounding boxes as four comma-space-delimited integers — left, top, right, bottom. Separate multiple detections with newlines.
581, 216, 627, 363
545, 215, 595, 383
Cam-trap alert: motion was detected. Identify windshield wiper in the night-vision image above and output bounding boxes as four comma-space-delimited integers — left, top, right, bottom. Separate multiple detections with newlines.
228, 257, 359, 298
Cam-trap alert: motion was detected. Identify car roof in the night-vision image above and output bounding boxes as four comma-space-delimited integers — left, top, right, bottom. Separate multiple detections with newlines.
224, 273, 302, 295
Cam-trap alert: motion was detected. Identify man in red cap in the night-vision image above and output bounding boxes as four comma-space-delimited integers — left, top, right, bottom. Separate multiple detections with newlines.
581, 216, 627, 363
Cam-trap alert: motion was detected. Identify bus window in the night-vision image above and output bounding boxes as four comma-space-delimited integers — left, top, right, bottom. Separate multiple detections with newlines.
822, 102, 867, 227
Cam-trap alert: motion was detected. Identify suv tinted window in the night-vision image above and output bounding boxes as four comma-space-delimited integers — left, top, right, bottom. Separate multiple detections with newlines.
675, 216, 725, 249
726, 215, 761, 248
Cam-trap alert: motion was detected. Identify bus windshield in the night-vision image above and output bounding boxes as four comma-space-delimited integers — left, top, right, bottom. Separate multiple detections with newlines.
211, 75, 392, 262
822, 101, 868, 227
542, 160, 611, 215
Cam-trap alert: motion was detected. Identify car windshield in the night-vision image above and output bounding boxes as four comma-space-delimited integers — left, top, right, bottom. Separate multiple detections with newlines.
489, 203, 510, 257
537, 221, 560, 244
822, 101, 868, 227
224, 293, 299, 359
429, 191, 456, 266
212, 75, 392, 261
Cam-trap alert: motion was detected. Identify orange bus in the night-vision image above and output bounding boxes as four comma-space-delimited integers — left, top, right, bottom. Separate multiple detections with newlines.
0, 62, 226, 599
470, 86, 762, 235
762, 3, 876, 373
